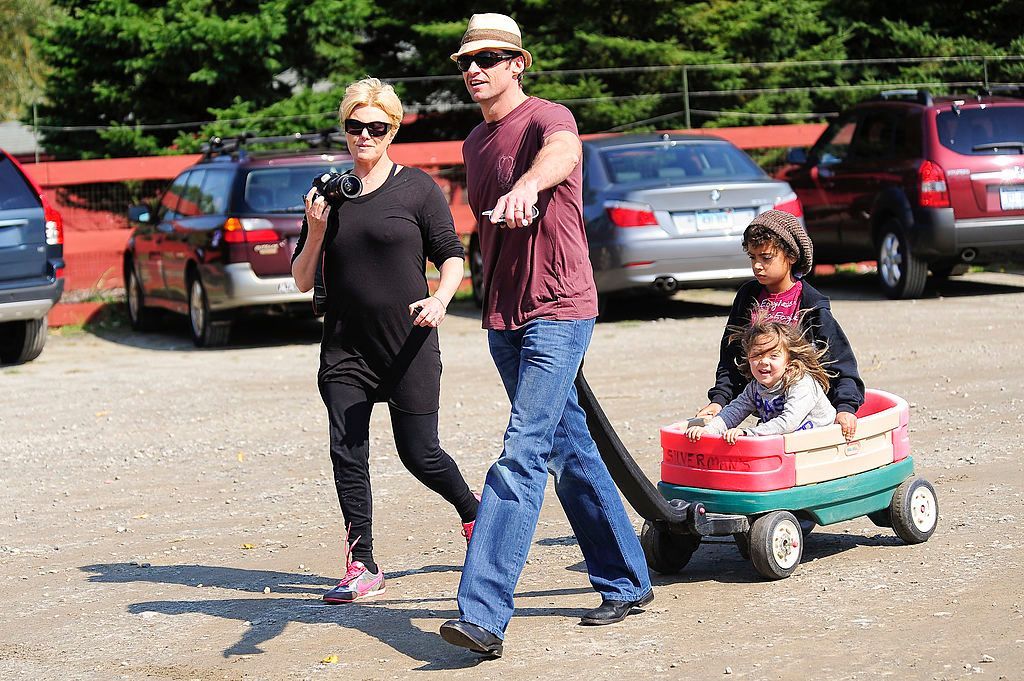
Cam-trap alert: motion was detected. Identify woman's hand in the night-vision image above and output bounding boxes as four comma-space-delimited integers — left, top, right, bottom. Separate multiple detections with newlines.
724, 427, 745, 445
303, 187, 330, 236
696, 402, 722, 418
409, 295, 447, 328
835, 411, 857, 442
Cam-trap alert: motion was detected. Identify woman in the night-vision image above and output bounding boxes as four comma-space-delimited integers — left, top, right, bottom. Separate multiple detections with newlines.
292, 77, 478, 603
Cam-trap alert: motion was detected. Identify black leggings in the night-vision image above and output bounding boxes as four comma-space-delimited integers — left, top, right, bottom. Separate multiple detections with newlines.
319, 381, 478, 568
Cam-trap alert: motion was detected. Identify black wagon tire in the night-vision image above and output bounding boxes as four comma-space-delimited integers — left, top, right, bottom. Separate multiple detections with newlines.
640, 520, 700, 575
125, 263, 159, 332
188, 275, 231, 348
0, 316, 47, 364
749, 511, 804, 580
468, 234, 484, 308
889, 477, 938, 544
877, 219, 927, 299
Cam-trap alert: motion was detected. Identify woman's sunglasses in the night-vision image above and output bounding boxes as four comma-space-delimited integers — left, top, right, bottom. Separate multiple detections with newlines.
343, 119, 393, 138
456, 51, 520, 73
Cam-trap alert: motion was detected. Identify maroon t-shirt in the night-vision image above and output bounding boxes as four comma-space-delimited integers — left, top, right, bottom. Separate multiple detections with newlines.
463, 97, 599, 330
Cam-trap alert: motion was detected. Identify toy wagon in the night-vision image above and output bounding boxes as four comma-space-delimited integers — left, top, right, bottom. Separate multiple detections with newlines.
637, 389, 938, 579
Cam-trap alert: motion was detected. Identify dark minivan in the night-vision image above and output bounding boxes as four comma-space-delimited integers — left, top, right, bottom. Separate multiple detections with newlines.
0, 148, 64, 364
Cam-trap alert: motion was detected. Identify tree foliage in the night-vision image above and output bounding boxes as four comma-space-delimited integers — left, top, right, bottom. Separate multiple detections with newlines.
0, 0, 57, 119
29, 0, 1024, 158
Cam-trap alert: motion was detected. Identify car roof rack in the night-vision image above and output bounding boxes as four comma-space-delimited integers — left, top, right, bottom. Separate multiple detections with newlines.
200, 130, 346, 161
977, 84, 1024, 100
878, 88, 934, 105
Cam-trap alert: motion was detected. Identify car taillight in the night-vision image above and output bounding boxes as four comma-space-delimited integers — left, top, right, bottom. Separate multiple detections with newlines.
43, 200, 64, 245
605, 201, 658, 228
223, 217, 281, 243
773, 192, 804, 218
919, 160, 950, 208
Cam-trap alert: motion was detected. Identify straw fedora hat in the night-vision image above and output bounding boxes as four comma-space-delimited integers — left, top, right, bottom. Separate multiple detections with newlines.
450, 13, 533, 69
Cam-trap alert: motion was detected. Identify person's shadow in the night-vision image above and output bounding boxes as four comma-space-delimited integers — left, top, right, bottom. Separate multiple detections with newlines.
81, 562, 592, 669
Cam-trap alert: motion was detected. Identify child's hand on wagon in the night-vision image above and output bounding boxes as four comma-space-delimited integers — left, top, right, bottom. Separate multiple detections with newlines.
835, 412, 857, 442
724, 427, 745, 444
685, 425, 706, 442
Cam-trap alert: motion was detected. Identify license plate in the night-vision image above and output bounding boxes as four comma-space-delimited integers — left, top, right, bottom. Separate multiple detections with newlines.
692, 208, 756, 232
277, 280, 299, 294
999, 186, 1024, 211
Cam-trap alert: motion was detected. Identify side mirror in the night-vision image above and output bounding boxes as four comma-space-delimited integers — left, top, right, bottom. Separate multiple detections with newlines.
785, 147, 809, 165
128, 204, 151, 224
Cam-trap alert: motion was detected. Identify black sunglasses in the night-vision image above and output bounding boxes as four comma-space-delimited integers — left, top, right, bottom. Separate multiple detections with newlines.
456, 51, 520, 72
343, 119, 393, 137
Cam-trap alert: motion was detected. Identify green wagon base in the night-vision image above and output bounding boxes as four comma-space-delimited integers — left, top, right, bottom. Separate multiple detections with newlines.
658, 457, 915, 526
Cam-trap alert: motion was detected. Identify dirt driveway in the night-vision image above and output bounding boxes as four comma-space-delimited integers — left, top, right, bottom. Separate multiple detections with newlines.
2, 271, 1022, 681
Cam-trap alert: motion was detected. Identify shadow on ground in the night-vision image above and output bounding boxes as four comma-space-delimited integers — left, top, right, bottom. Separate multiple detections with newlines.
81, 561, 593, 668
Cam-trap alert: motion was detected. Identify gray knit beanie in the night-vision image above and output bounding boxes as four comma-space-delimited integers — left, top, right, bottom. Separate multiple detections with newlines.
744, 209, 814, 277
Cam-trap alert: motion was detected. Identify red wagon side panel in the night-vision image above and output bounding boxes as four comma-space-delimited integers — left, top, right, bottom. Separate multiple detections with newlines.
660, 426, 796, 492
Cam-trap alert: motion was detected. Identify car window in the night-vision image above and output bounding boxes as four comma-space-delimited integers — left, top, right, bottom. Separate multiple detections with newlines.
599, 142, 764, 185
850, 111, 895, 160
197, 170, 232, 215
177, 169, 206, 218
936, 106, 1024, 155
814, 116, 857, 165
243, 164, 351, 213
156, 172, 190, 222
0, 155, 40, 210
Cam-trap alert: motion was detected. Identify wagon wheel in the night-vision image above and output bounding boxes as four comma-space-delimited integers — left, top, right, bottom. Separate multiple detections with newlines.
889, 478, 938, 544
749, 511, 804, 580
640, 520, 700, 575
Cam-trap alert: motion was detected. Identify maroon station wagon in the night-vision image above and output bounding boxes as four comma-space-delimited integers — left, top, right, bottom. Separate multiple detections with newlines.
125, 136, 352, 346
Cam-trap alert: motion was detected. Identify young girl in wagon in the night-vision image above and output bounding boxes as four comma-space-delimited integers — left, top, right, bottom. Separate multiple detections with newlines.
687, 315, 836, 444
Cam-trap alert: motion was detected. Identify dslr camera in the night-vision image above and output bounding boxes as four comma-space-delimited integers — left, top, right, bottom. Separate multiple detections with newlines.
312, 171, 361, 204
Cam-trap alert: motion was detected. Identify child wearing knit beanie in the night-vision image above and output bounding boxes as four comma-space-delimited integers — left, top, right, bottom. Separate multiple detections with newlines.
696, 210, 865, 441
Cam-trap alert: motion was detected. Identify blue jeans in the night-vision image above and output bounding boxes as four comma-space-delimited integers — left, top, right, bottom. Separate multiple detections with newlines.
456, 318, 652, 638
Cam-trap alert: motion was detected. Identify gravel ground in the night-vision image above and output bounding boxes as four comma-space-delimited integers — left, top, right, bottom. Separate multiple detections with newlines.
1, 270, 1022, 681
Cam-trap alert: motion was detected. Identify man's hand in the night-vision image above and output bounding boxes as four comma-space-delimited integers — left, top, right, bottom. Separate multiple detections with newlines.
489, 181, 539, 229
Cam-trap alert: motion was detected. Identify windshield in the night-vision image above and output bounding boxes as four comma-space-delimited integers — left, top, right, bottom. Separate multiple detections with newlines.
242, 164, 353, 213
599, 141, 766, 185
936, 106, 1024, 155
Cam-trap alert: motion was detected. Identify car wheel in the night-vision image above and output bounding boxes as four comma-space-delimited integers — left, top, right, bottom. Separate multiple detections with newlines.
125, 263, 158, 332
749, 510, 803, 580
188, 275, 230, 347
876, 220, 927, 299
640, 520, 700, 575
0, 316, 47, 364
468, 234, 484, 308
889, 477, 938, 544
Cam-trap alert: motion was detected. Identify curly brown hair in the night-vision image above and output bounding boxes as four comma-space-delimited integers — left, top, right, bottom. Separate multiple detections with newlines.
728, 309, 831, 393
742, 223, 800, 263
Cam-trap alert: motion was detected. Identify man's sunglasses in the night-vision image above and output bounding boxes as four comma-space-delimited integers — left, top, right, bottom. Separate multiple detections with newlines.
343, 119, 393, 137
456, 51, 520, 73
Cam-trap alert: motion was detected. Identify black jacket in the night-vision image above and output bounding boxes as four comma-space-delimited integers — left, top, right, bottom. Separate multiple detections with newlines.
707, 279, 865, 415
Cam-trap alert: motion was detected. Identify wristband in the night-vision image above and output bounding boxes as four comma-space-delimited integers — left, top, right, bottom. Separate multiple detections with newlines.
431, 294, 448, 309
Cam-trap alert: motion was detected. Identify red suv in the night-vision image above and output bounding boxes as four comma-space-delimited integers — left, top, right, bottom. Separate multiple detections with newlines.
779, 90, 1024, 298
125, 134, 352, 346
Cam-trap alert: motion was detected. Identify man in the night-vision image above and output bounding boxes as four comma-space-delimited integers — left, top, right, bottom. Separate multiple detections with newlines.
439, 13, 653, 659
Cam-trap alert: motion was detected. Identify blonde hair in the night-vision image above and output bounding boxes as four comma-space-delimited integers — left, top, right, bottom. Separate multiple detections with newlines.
729, 310, 831, 393
339, 77, 404, 131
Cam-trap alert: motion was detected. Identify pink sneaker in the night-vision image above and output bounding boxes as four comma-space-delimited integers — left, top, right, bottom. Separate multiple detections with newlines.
323, 524, 385, 603
462, 492, 482, 544
323, 560, 385, 603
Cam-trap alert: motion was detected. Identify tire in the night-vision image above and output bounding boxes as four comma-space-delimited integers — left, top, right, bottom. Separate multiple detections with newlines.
749, 511, 803, 580
0, 316, 47, 364
188, 275, 231, 347
468, 234, 484, 308
640, 520, 700, 575
876, 220, 927, 299
889, 477, 938, 544
867, 509, 892, 528
125, 263, 159, 332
